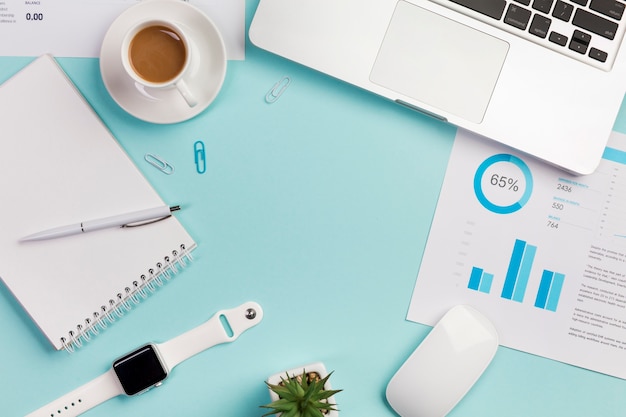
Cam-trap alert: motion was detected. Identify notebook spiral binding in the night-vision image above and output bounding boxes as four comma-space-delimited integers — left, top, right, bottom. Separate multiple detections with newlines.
60, 243, 193, 352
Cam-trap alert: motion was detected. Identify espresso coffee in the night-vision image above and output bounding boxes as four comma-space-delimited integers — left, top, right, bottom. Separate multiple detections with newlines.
129, 25, 187, 84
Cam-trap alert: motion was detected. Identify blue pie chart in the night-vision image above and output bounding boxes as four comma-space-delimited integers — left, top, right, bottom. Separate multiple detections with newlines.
473, 154, 533, 214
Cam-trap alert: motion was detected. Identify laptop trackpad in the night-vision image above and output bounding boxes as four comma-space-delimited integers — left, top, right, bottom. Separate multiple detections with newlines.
370, 1, 509, 123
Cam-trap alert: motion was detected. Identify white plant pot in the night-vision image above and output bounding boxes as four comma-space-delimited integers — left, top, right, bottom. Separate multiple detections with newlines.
266, 362, 339, 417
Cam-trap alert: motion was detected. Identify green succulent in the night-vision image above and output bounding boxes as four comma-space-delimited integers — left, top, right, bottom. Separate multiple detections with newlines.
261, 369, 342, 417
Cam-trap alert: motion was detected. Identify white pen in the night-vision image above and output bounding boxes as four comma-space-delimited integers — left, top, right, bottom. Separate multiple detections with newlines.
20, 205, 180, 242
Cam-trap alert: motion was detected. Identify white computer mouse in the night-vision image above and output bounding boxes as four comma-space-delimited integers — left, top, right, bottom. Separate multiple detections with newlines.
386, 305, 499, 417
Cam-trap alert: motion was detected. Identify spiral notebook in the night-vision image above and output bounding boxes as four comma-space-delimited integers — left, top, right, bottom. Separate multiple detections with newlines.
0, 55, 196, 351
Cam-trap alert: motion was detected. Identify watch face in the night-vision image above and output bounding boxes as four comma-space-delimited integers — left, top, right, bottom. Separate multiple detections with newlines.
113, 344, 168, 395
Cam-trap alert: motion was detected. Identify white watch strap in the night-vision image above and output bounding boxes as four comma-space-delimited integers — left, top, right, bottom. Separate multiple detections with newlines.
157, 301, 264, 368
25, 369, 123, 417
25, 302, 263, 417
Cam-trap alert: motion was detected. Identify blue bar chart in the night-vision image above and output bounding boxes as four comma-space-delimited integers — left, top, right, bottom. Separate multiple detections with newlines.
467, 239, 565, 311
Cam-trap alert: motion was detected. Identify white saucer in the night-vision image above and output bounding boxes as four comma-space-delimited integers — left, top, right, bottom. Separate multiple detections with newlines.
100, 0, 227, 124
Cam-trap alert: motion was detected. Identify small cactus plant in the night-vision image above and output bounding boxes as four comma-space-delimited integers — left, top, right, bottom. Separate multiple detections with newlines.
261, 368, 342, 417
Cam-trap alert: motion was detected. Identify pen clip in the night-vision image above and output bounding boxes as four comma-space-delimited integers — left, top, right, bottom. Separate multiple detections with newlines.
121, 215, 172, 228
121, 205, 180, 228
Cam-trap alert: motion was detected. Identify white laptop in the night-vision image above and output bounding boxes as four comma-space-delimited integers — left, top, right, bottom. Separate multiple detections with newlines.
250, 0, 626, 174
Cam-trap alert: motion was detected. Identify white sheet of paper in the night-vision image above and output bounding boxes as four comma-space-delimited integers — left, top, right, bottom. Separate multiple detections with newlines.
409, 128, 626, 379
0, 0, 244, 60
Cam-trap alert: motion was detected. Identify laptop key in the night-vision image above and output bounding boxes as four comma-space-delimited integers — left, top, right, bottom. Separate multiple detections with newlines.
533, 0, 555, 13
574, 28, 592, 42
449, 0, 507, 19
572, 9, 618, 39
589, 47, 609, 61
589, 0, 625, 20
552, 0, 574, 21
569, 39, 588, 52
549, 31, 569, 45
505, 4, 533, 29
530, 14, 552, 37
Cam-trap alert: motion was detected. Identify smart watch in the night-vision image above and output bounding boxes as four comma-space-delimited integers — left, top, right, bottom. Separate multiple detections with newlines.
26, 301, 263, 417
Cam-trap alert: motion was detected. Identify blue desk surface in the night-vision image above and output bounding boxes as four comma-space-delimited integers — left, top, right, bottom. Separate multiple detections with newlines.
3, 2, 626, 416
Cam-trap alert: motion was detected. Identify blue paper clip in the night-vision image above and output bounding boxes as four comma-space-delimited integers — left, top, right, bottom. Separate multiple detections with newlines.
265, 76, 291, 103
194, 140, 206, 174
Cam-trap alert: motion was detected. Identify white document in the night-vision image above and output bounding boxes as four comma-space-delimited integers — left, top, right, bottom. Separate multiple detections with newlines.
0, 0, 244, 59
409, 129, 626, 379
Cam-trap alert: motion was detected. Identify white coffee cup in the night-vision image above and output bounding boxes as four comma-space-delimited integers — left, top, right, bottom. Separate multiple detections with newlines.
121, 19, 198, 107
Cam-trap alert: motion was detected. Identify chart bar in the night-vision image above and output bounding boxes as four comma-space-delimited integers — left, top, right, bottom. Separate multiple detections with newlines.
468, 267, 483, 291
546, 273, 565, 311
535, 270, 565, 312
535, 270, 553, 309
512, 244, 536, 302
479, 272, 494, 293
499, 238, 537, 302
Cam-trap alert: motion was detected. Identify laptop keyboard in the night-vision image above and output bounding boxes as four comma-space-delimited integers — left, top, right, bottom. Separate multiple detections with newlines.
435, 0, 625, 69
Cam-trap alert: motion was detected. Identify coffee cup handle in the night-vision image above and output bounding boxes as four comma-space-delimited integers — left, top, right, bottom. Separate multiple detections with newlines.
175, 78, 198, 107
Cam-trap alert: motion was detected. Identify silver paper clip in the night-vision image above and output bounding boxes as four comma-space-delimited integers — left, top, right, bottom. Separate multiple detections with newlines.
144, 153, 175, 175
194, 140, 206, 174
265, 76, 291, 103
